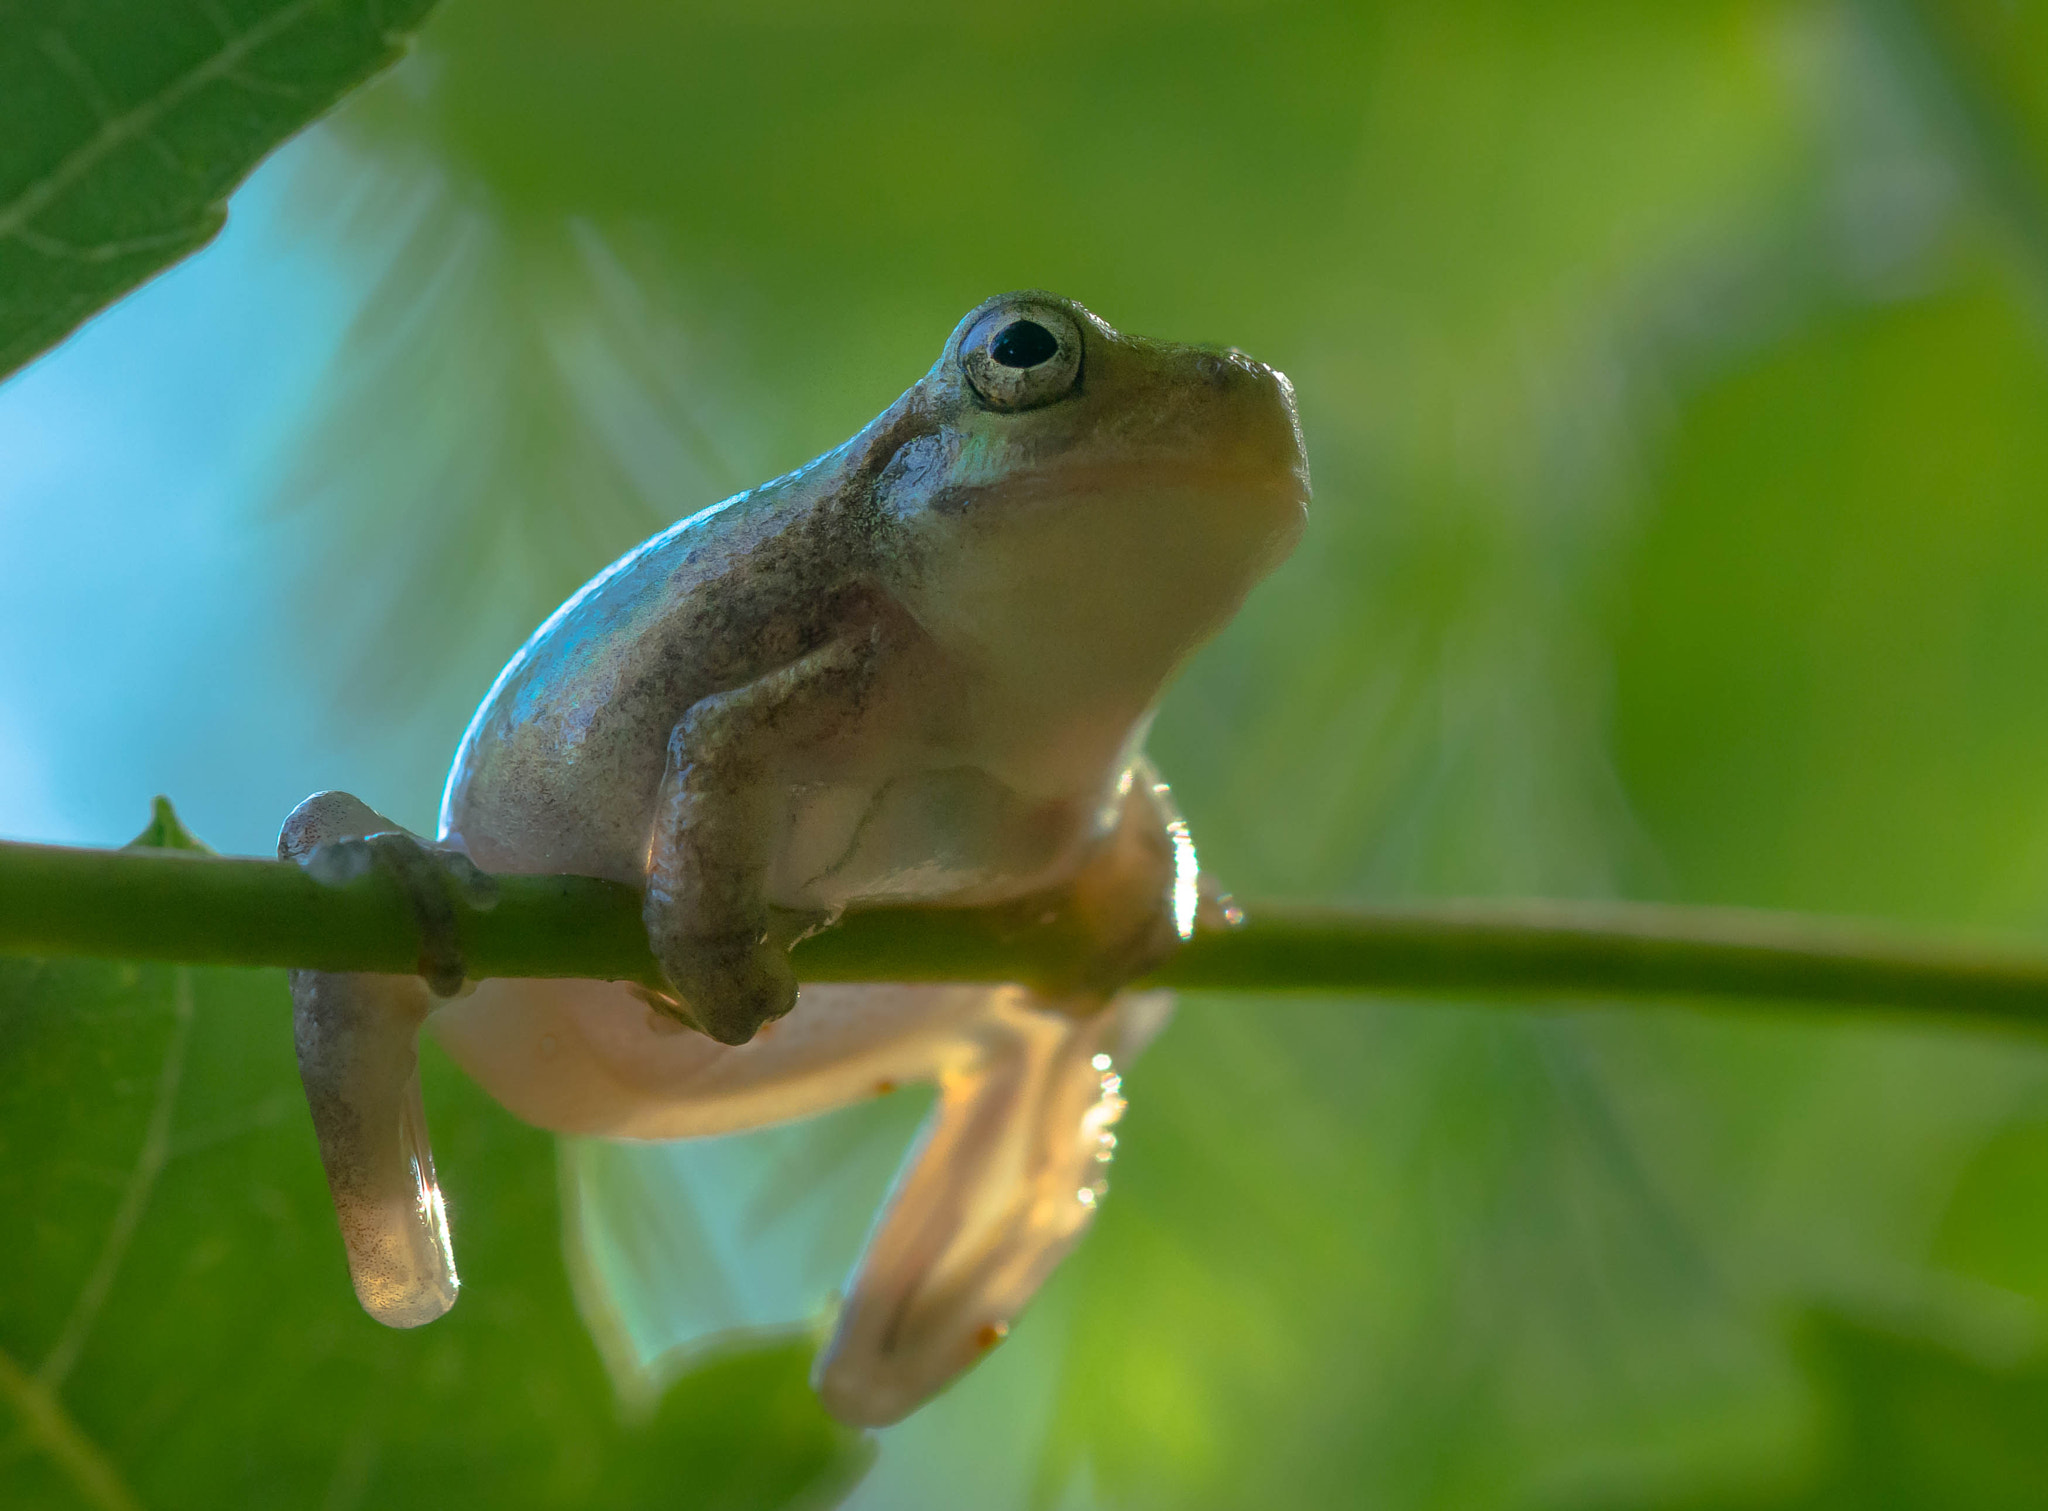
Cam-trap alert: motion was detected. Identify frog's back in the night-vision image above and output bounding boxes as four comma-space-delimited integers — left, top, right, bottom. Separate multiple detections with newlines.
440, 466, 851, 879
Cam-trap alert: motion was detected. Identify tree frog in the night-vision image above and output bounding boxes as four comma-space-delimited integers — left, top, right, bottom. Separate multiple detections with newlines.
280, 291, 1308, 1426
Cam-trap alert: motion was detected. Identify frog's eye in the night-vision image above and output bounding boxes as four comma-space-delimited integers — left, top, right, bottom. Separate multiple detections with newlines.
961, 304, 1083, 412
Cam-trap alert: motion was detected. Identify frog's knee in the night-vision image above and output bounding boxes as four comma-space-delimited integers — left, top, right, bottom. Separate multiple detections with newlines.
279, 789, 394, 860
281, 792, 494, 999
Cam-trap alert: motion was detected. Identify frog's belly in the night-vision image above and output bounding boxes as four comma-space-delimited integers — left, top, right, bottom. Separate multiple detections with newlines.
769, 765, 1104, 912
431, 979, 1001, 1139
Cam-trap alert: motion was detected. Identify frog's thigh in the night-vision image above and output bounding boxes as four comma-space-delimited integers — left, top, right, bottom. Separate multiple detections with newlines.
428, 978, 1003, 1140
812, 989, 1174, 1428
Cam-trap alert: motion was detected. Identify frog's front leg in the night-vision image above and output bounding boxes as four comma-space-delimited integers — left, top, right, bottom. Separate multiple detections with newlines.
645, 626, 885, 1046
279, 791, 483, 1327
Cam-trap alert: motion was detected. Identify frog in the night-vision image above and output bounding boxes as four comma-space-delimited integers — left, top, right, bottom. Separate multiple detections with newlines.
280, 290, 1309, 1427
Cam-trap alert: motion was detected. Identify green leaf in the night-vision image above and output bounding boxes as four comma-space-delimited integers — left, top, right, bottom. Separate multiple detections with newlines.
0, 0, 443, 383
1931, 1109, 2048, 1306
0, 956, 872, 1507
1616, 1311, 2048, 1511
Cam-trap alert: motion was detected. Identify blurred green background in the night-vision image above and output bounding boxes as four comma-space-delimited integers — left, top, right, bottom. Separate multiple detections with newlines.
11, 0, 2048, 1506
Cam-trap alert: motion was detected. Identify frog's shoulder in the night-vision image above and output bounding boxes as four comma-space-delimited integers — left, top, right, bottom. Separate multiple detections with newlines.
500, 458, 837, 679
438, 457, 864, 848
568, 468, 815, 625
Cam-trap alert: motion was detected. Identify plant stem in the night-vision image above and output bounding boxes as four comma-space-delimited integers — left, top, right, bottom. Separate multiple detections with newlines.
4, 837, 2048, 1030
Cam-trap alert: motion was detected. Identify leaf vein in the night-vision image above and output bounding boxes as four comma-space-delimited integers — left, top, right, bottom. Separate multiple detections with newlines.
35, 32, 118, 126
38, 969, 194, 1392
0, 0, 353, 247
9, 222, 214, 265
0, 1345, 143, 1511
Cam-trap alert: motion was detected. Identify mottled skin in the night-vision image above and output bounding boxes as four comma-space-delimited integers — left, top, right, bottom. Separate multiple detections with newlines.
281, 292, 1308, 1425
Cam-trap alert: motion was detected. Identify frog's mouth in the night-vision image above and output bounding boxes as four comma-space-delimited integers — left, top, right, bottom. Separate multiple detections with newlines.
979, 450, 1309, 551
900, 451, 1307, 708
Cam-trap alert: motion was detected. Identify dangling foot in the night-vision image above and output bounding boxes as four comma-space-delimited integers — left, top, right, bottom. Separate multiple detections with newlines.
811, 988, 1174, 1425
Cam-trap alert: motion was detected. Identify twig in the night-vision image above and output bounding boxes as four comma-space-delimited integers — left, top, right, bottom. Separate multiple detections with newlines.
6, 837, 2048, 1031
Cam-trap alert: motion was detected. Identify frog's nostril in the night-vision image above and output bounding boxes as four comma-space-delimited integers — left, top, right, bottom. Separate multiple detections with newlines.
991, 319, 1059, 369
1195, 349, 1280, 392
1195, 351, 1241, 387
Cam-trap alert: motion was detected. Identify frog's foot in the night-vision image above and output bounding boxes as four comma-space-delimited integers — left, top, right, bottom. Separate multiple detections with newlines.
644, 904, 832, 1047
279, 791, 481, 1327
811, 988, 1173, 1427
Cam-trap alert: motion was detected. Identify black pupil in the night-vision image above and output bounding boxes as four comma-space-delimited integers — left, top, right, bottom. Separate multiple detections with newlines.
990, 319, 1059, 369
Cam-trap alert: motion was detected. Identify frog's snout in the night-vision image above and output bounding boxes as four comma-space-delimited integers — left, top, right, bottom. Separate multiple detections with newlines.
1185, 346, 1297, 430
1180, 346, 1308, 510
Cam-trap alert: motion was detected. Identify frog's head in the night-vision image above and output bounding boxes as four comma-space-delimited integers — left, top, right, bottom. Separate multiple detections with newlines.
862, 292, 1309, 712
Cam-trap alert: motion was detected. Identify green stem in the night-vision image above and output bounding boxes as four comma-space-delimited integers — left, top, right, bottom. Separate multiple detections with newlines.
4, 837, 2048, 1030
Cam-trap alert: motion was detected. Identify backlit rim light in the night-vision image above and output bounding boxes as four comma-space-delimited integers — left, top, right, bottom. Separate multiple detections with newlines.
413, 1156, 459, 1286
1165, 805, 1199, 940
1075, 1054, 1126, 1208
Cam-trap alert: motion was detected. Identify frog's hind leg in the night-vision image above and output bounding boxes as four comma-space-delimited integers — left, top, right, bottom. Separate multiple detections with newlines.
812, 989, 1173, 1427
280, 791, 464, 1328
